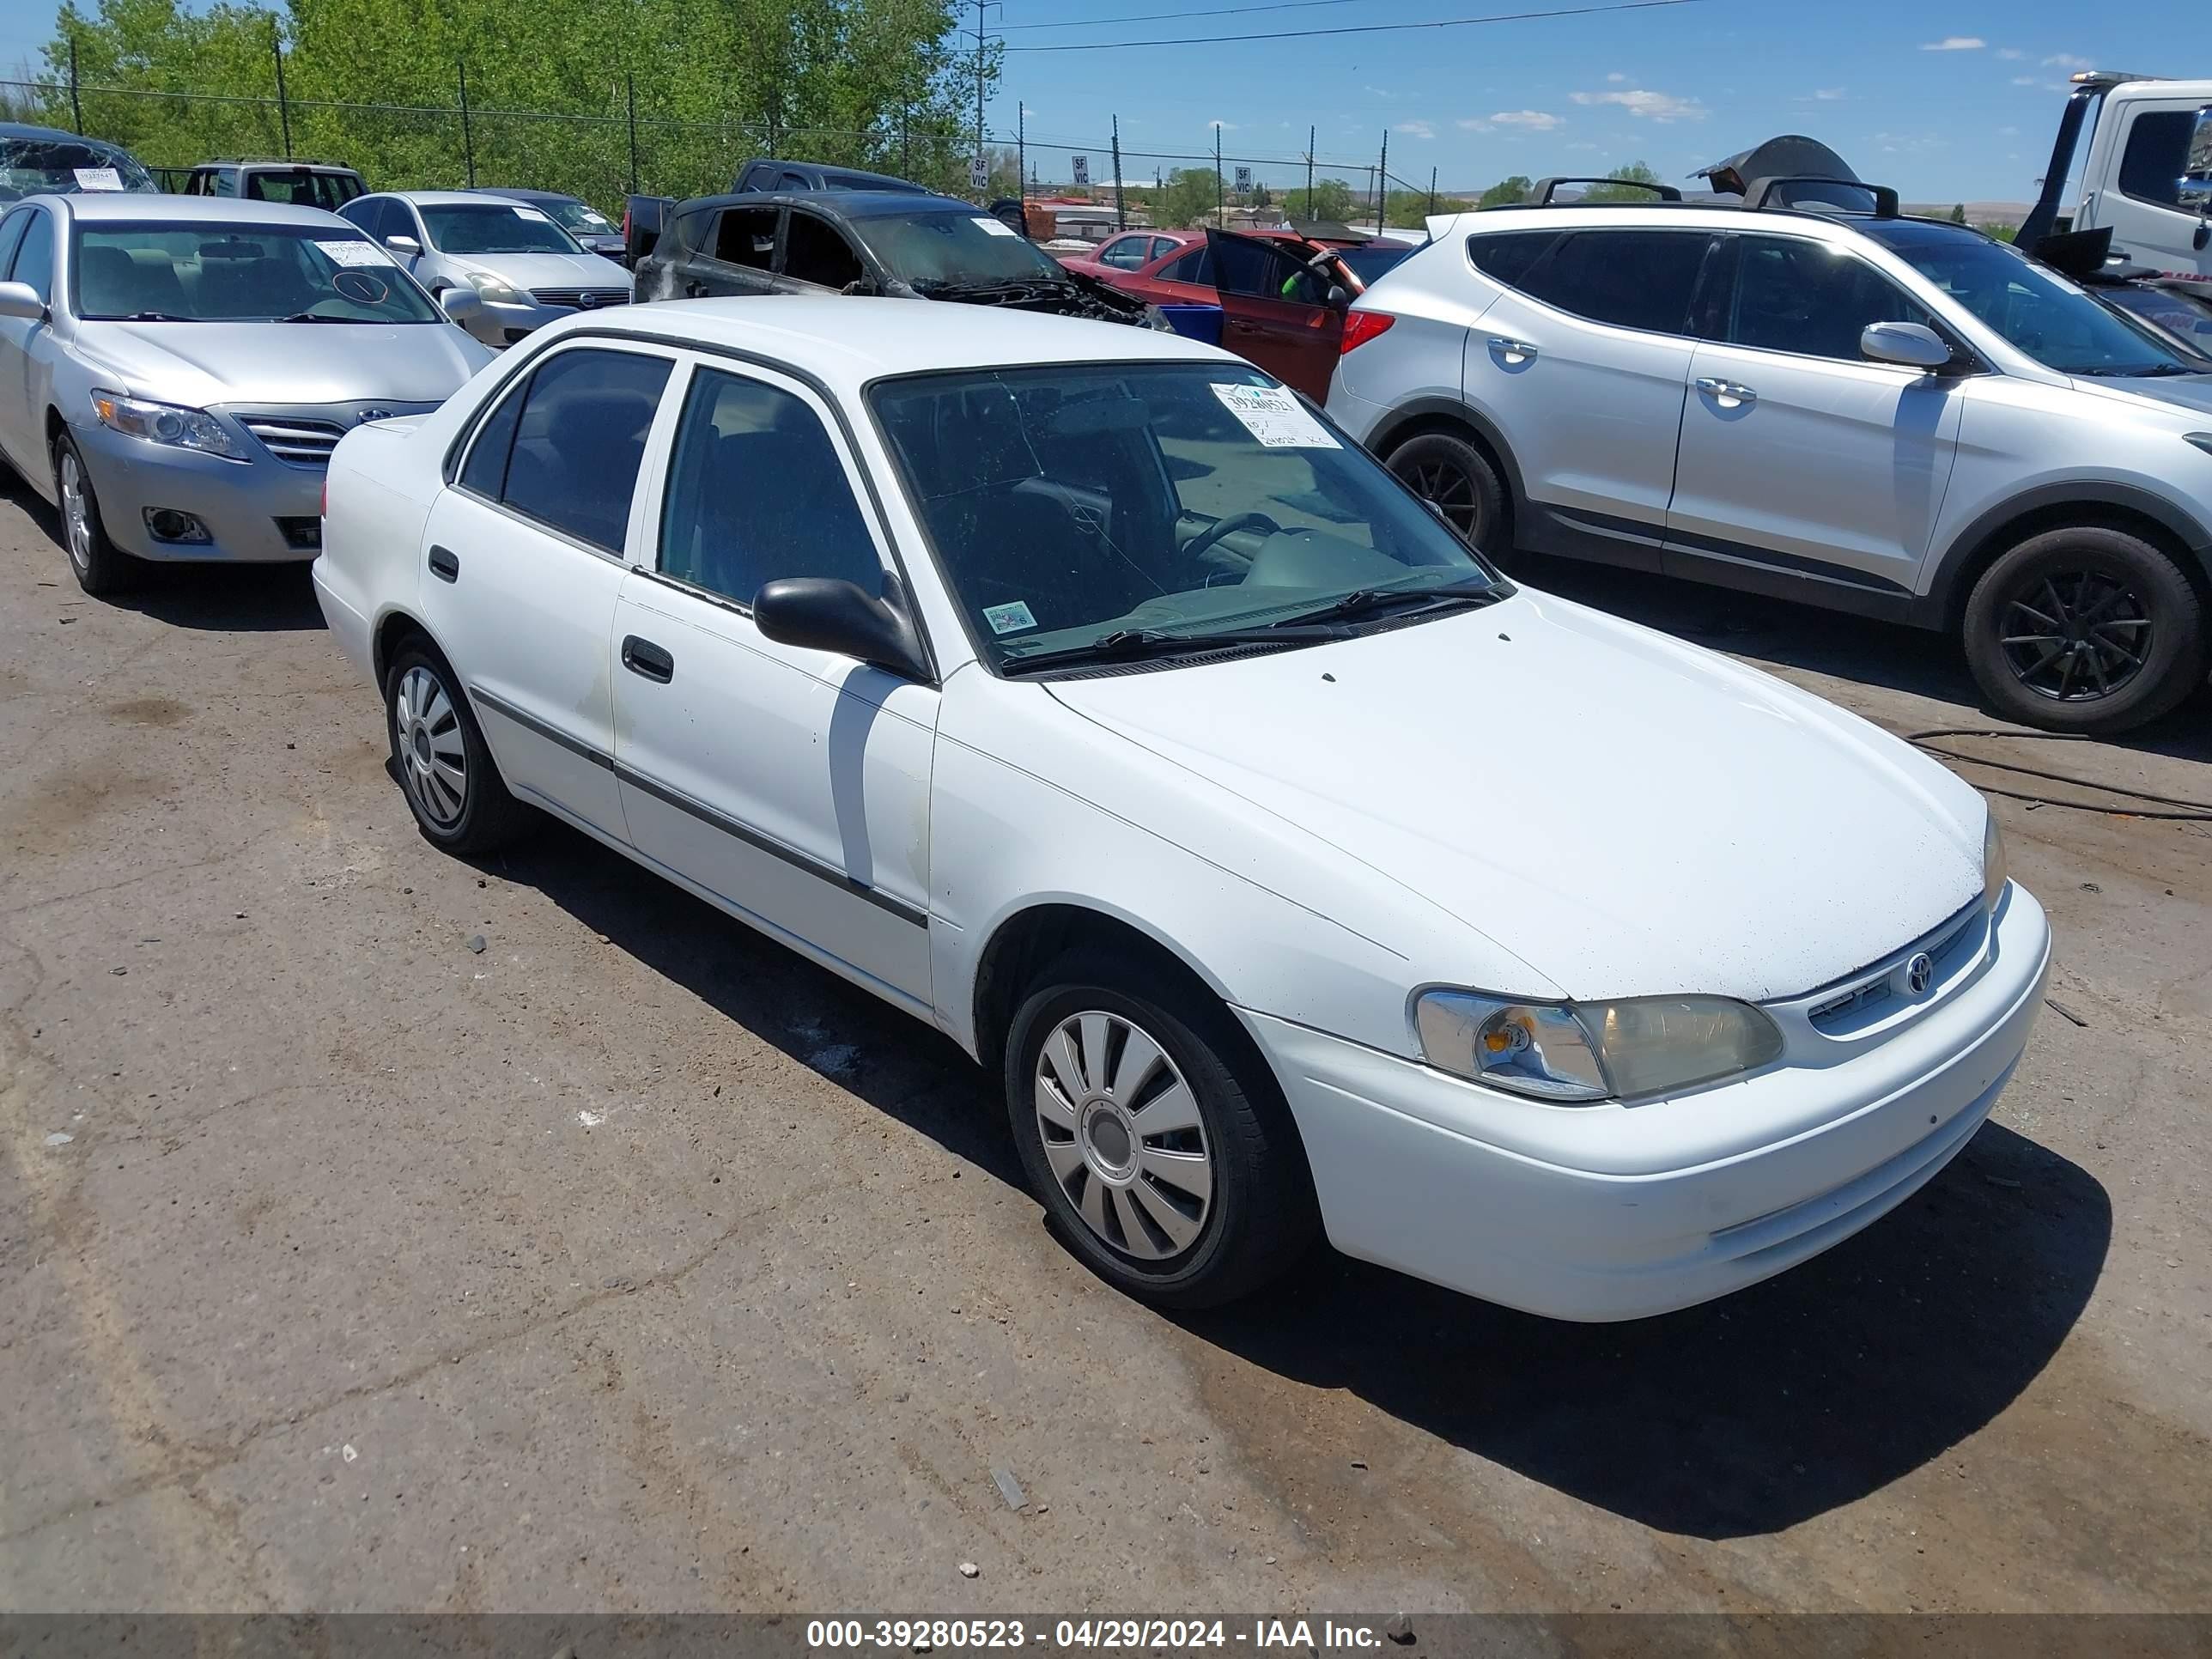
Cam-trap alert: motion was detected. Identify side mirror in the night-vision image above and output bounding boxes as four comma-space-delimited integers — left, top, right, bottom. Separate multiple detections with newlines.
1325, 283, 1351, 312
439, 287, 483, 323
752, 575, 931, 681
386, 234, 421, 256
0, 279, 45, 322
1861, 320, 1954, 372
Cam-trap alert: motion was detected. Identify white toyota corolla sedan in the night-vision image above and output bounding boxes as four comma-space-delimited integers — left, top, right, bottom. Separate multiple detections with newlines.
313, 297, 2051, 1320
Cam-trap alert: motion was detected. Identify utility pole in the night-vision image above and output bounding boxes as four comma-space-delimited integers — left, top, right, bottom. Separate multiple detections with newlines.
457, 61, 474, 186
1375, 130, 1388, 229
625, 72, 639, 195
973, 0, 987, 188
1214, 122, 1223, 227
67, 35, 82, 134
1429, 165, 1437, 219
1305, 125, 1315, 219
1018, 102, 1024, 207
271, 21, 292, 157
1111, 113, 1125, 229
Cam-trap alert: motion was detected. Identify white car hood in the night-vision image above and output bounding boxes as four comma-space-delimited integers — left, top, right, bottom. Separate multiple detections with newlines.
449, 251, 630, 289
1045, 590, 1985, 1003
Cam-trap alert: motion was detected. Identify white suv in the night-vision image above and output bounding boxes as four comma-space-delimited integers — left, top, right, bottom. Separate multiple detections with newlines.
1327, 200, 2212, 732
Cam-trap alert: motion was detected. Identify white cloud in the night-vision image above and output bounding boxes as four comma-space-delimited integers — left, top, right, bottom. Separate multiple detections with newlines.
1566, 142, 1600, 152
2043, 52, 2091, 68
1996, 46, 2025, 59
1460, 108, 1564, 131
1606, 70, 1629, 82
1396, 118, 1437, 139
1208, 118, 1238, 131
1570, 88, 1706, 122
1812, 87, 1845, 100
1997, 125, 2018, 136
1919, 35, 1985, 50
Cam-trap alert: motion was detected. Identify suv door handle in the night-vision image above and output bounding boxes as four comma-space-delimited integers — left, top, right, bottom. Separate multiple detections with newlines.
427, 545, 459, 582
1487, 336, 1539, 363
1695, 376, 1758, 408
621, 635, 674, 684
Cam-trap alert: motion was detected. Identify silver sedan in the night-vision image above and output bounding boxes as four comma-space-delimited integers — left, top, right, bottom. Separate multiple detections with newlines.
0, 193, 495, 595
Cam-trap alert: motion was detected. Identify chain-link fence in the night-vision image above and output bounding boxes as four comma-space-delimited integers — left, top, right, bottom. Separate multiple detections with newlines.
4, 71, 1461, 229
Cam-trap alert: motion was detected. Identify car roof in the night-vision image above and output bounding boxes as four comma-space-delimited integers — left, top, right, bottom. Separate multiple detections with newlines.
1425, 201, 1984, 246
378, 190, 522, 207
0, 121, 121, 145
197, 159, 359, 171
677, 190, 970, 222
46, 193, 356, 226
467, 186, 576, 202
538, 295, 1234, 395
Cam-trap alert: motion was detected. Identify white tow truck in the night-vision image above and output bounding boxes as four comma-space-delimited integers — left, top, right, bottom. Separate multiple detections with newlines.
2018, 70, 2212, 273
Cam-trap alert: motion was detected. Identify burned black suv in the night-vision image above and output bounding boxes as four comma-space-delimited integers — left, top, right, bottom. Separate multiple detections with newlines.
625, 187, 1164, 327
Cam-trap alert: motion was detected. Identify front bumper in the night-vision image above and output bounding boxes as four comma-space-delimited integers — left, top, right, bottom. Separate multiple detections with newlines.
1243, 883, 2052, 1322
71, 417, 323, 564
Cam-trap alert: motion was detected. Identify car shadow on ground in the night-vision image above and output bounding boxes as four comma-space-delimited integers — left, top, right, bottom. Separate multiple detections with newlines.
483, 816, 2111, 1543
1526, 557, 2212, 765
3, 474, 325, 633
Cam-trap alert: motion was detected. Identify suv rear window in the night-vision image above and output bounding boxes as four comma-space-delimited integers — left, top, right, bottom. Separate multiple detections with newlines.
1517, 229, 1712, 334
1465, 230, 1556, 289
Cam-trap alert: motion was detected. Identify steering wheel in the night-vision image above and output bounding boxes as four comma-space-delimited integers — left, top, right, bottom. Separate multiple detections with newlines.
1183, 511, 1280, 563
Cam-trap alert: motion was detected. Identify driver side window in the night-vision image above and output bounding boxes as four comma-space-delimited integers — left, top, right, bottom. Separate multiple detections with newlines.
656, 368, 884, 607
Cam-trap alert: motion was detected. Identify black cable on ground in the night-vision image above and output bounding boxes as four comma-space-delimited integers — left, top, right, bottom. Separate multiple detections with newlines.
1904, 726, 2212, 822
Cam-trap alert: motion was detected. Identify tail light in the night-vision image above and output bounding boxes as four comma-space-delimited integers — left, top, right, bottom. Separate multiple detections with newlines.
1340, 311, 1395, 355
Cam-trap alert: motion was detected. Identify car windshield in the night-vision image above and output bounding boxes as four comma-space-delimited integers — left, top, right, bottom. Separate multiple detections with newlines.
871, 362, 1504, 671
538, 198, 615, 235
1336, 245, 1414, 286
856, 209, 1068, 289
1868, 225, 2197, 376
0, 138, 158, 200
72, 223, 444, 323
2100, 284, 2212, 358
420, 202, 582, 256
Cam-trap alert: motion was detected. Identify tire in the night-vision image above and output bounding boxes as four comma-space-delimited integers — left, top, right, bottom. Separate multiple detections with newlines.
52, 432, 137, 598
1962, 525, 2205, 734
1385, 429, 1508, 556
384, 641, 532, 854
1004, 946, 1318, 1308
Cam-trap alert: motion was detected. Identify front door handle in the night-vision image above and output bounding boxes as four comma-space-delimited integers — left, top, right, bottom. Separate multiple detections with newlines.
427, 544, 459, 582
1487, 336, 1539, 364
1695, 376, 1758, 408
621, 635, 674, 684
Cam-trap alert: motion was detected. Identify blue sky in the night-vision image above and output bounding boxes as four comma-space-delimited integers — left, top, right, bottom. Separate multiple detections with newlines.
4, 0, 2195, 202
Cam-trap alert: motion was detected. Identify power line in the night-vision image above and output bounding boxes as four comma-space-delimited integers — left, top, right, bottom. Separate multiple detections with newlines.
1005, 0, 1701, 52
1002, 0, 1361, 31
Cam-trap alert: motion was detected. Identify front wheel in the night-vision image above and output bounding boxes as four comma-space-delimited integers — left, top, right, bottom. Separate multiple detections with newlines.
1962, 526, 2205, 733
52, 433, 137, 597
1005, 948, 1317, 1308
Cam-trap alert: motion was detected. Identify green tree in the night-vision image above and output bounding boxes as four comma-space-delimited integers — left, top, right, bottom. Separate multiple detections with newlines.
1158, 166, 1221, 228
1975, 221, 2019, 242
1478, 174, 1532, 209
1948, 203, 1968, 223
1287, 174, 1357, 223
1382, 187, 1468, 228
1583, 161, 1666, 203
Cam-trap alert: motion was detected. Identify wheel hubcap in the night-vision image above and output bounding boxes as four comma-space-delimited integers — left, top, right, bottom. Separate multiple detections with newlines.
1034, 1010, 1212, 1261
1999, 569, 2151, 702
393, 665, 468, 826
58, 453, 92, 573
1407, 459, 1480, 539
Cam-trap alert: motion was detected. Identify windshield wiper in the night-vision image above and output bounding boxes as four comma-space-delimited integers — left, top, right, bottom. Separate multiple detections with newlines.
1000, 623, 1343, 676
1264, 579, 1504, 630
97, 311, 198, 322
276, 311, 372, 324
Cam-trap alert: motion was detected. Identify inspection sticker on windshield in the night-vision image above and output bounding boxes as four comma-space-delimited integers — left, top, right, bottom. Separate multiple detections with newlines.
970, 216, 1018, 237
73, 167, 124, 191
511, 206, 551, 222
1212, 383, 1340, 449
317, 240, 392, 267
983, 600, 1038, 635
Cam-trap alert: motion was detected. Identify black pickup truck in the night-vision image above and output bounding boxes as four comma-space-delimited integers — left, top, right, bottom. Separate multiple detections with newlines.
623, 182, 1163, 327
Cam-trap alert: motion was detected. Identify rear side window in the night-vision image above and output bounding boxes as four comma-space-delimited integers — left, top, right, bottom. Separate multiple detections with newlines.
487, 348, 672, 553
657, 368, 882, 605
713, 207, 778, 270
1464, 230, 1556, 289
459, 376, 529, 498
2117, 110, 2198, 209
1517, 229, 1711, 334
1160, 246, 1212, 285
783, 212, 862, 289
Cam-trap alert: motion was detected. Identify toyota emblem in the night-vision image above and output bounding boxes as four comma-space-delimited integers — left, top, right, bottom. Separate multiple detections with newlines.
1905, 952, 1935, 997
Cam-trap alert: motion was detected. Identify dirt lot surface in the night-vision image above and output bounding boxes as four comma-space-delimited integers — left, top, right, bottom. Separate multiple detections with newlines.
2, 473, 2209, 1615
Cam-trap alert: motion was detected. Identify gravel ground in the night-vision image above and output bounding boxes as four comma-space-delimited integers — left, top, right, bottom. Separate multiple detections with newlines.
1, 471, 2208, 1614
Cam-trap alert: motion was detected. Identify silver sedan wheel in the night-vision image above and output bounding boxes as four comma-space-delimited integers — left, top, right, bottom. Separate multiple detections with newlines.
57, 449, 94, 575
393, 665, 468, 827
1034, 1010, 1212, 1261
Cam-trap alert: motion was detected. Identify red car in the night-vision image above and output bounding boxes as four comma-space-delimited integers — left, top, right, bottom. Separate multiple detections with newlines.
1064, 228, 1419, 399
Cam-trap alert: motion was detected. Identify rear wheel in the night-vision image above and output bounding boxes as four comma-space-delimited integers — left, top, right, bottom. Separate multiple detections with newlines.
384, 641, 532, 854
52, 433, 137, 597
1004, 946, 1317, 1309
1962, 525, 2204, 732
1386, 429, 1507, 556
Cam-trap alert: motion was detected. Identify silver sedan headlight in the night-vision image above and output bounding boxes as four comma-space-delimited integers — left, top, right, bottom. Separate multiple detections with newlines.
1984, 808, 2008, 912
1415, 990, 1784, 1103
462, 270, 532, 306
90, 388, 246, 461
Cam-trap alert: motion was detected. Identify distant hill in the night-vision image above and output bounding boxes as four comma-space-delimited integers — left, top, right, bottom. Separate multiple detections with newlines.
1905, 201, 2032, 227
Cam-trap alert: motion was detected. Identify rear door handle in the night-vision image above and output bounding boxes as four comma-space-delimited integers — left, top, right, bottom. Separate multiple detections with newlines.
621, 635, 674, 684
1696, 376, 1757, 407
427, 545, 459, 582
1487, 336, 1539, 363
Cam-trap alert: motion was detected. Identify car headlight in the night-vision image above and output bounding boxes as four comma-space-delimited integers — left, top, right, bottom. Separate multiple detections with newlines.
89, 388, 246, 460
462, 270, 531, 306
1414, 990, 1784, 1103
1984, 807, 2008, 912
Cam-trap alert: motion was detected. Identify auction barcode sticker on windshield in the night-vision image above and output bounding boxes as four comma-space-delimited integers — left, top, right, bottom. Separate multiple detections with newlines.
73, 167, 124, 191
1211, 383, 1340, 449
970, 216, 1018, 237
317, 240, 392, 267
511, 206, 551, 222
